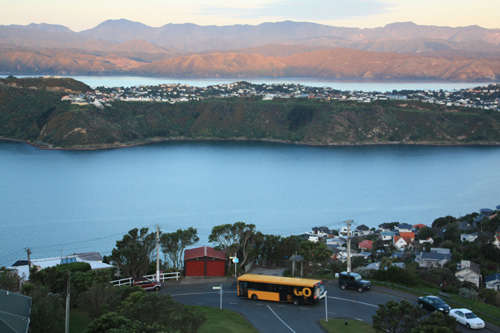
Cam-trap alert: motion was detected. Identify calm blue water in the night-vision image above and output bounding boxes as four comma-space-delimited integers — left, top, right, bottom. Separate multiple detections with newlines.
1, 140, 500, 267
4, 75, 493, 91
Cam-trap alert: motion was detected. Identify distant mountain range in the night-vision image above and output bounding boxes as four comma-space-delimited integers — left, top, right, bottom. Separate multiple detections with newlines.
1, 20, 500, 80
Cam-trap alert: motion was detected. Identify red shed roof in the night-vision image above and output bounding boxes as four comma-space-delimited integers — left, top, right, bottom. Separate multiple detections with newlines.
184, 246, 227, 261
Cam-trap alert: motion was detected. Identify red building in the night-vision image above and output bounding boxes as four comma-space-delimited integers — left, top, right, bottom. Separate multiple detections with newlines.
184, 246, 227, 277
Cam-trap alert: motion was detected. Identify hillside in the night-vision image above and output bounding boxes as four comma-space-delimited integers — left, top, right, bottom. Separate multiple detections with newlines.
1, 78, 500, 149
1, 20, 500, 80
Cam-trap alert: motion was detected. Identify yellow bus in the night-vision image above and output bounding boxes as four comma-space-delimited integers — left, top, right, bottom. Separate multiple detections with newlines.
237, 274, 326, 305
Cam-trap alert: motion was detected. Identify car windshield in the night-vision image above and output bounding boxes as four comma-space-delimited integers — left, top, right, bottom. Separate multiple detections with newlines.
433, 298, 445, 305
354, 275, 362, 281
465, 312, 478, 319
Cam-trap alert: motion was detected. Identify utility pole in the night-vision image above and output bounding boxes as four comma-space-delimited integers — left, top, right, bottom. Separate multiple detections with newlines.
25, 248, 32, 280
65, 271, 70, 333
25, 247, 31, 268
346, 220, 352, 273
156, 225, 160, 283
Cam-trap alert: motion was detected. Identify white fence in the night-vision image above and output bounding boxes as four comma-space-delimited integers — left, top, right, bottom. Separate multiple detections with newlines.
110, 272, 180, 287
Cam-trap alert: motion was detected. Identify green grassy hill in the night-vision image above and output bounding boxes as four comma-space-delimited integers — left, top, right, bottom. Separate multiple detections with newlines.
1, 78, 500, 149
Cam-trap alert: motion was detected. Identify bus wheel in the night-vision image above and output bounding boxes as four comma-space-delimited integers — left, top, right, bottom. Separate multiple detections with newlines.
293, 298, 300, 306
251, 294, 258, 301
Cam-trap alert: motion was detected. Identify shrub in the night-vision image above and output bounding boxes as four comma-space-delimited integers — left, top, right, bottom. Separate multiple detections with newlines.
479, 288, 500, 307
458, 287, 479, 301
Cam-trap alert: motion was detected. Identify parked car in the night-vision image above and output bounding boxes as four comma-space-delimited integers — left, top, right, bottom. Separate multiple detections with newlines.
338, 271, 371, 292
449, 308, 485, 330
417, 295, 450, 314
133, 278, 161, 291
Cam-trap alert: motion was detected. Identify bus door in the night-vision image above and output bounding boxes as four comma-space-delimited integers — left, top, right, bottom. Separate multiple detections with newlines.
239, 281, 248, 297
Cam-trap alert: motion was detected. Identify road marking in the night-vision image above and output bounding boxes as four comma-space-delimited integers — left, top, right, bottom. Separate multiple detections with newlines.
267, 305, 296, 333
355, 318, 363, 321
327, 296, 378, 308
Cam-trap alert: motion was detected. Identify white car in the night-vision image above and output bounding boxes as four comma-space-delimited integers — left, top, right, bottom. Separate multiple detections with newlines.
448, 308, 485, 330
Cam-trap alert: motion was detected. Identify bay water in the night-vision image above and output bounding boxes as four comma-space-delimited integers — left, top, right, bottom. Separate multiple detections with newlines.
5, 75, 492, 91
1, 140, 500, 267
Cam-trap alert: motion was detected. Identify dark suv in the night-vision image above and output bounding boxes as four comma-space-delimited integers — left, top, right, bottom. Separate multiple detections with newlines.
338, 271, 371, 292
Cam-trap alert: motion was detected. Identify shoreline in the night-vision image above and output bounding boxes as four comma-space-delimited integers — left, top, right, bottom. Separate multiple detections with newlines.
2, 136, 500, 151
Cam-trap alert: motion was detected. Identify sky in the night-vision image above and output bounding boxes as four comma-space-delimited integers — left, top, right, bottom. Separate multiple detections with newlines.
1, 0, 499, 32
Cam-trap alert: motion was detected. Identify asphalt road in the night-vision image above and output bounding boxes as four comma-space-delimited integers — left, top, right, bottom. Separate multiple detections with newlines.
162, 278, 424, 333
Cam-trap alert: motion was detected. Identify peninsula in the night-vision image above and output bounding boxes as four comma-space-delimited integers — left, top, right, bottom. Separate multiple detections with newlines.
1, 76, 500, 149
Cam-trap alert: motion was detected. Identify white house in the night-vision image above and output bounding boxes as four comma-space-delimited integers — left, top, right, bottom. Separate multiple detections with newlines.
485, 273, 500, 291
430, 248, 451, 255
419, 237, 434, 245
9, 252, 113, 281
354, 224, 370, 236
339, 226, 352, 236
326, 237, 345, 247
455, 260, 481, 288
415, 252, 451, 268
394, 236, 408, 250
460, 233, 478, 242
381, 231, 396, 241
396, 223, 413, 233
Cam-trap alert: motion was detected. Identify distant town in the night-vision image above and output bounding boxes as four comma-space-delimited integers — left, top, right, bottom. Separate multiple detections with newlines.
62, 81, 500, 111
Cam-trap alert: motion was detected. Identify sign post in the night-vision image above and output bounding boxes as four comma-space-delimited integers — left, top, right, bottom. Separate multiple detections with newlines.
213, 285, 222, 309
232, 257, 239, 277
325, 291, 328, 322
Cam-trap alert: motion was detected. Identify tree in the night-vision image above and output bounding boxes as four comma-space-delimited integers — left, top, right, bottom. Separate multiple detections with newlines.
160, 227, 199, 270
432, 216, 457, 230
411, 311, 459, 333
110, 228, 156, 279
372, 299, 424, 333
78, 284, 122, 319
298, 241, 332, 274
443, 223, 460, 243
209, 222, 255, 272
27, 285, 65, 333
0, 266, 21, 292
417, 227, 434, 240
86, 291, 206, 332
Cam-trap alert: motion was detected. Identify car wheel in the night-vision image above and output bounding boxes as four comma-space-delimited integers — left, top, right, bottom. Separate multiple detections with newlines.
340, 284, 347, 290
358, 286, 364, 293
466, 323, 471, 329
293, 298, 300, 306
251, 294, 258, 301
154, 286, 160, 291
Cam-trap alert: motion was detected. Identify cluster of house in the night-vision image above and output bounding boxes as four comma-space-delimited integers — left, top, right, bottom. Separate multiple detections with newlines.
60, 81, 500, 112
302, 206, 500, 291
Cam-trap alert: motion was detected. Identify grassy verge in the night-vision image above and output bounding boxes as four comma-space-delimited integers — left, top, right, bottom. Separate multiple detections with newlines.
371, 281, 500, 327
196, 306, 257, 333
319, 318, 376, 333
69, 306, 257, 333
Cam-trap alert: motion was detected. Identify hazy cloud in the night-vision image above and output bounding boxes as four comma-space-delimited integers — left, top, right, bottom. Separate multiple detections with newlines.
194, 0, 393, 21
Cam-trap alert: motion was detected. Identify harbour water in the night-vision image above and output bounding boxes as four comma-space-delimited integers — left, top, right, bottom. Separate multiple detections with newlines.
5, 75, 493, 92
1, 140, 499, 267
